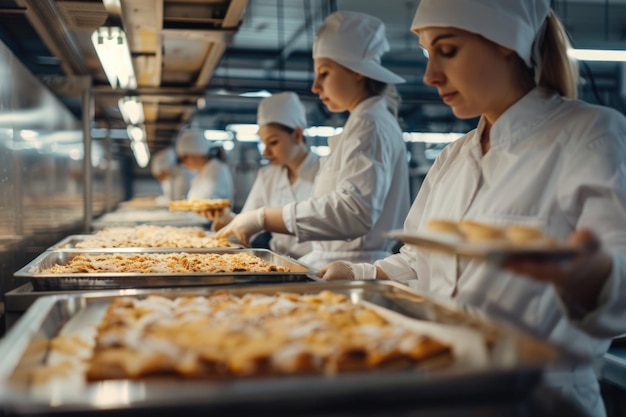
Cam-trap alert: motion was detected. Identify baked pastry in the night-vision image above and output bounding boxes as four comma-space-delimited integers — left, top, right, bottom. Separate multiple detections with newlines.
504, 225, 544, 244
82, 291, 452, 380
426, 219, 461, 235
457, 220, 504, 242
42, 252, 289, 274
74, 225, 234, 248
169, 199, 230, 212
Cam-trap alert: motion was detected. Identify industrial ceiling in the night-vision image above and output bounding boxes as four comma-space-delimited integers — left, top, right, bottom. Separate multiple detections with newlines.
0, 0, 625, 154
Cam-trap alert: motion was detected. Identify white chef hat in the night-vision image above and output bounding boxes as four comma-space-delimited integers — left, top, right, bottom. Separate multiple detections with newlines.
411, 0, 550, 69
175, 129, 210, 156
150, 147, 177, 176
313, 11, 405, 84
257, 92, 307, 130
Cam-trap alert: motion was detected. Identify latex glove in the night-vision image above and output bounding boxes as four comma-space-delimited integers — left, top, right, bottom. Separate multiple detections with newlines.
318, 261, 377, 281
202, 208, 235, 232
215, 208, 265, 247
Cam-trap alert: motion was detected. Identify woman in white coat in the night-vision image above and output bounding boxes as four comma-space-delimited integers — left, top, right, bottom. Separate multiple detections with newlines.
175, 129, 234, 202
321, 1, 626, 415
150, 147, 190, 206
216, 11, 410, 269
206, 92, 319, 259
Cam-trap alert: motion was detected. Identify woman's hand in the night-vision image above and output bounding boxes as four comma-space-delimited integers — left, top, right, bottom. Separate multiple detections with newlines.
192, 207, 235, 231
502, 229, 613, 315
318, 262, 379, 281
214, 208, 265, 247
318, 262, 355, 281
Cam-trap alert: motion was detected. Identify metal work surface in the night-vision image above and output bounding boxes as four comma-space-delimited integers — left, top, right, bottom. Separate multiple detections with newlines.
0, 281, 582, 415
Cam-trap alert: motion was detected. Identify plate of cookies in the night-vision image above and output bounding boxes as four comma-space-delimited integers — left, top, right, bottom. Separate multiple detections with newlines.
388, 219, 583, 264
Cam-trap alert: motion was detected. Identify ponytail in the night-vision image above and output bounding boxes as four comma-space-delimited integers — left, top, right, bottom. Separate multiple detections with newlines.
537, 11, 579, 99
363, 77, 402, 119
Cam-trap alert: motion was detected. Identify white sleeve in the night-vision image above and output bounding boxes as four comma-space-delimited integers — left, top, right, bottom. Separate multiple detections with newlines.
292, 118, 392, 241
557, 110, 626, 337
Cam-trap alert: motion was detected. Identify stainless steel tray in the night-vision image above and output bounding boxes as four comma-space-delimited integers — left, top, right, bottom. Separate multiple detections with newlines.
14, 248, 317, 290
46, 234, 92, 250
0, 281, 577, 415
47, 234, 243, 250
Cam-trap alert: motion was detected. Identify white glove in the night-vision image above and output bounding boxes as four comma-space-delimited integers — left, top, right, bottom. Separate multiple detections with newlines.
318, 261, 377, 281
215, 208, 265, 247
208, 208, 235, 232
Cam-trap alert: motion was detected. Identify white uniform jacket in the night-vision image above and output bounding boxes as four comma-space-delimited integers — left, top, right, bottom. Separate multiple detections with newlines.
241, 151, 319, 259
187, 159, 234, 202
155, 166, 191, 206
376, 88, 626, 416
286, 96, 410, 268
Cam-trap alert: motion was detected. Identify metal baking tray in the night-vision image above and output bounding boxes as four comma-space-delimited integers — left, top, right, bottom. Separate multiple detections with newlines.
0, 281, 579, 415
14, 248, 317, 290
47, 234, 242, 250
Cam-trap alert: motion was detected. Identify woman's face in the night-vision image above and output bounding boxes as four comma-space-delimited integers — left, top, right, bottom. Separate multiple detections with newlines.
258, 124, 303, 166
311, 58, 365, 113
418, 27, 519, 123
180, 155, 208, 172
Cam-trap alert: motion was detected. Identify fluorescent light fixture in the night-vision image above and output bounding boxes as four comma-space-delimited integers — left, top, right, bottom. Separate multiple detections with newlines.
118, 97, 145, 125
204, 130, 233, 141
20, 129, 38, 140
223, 141, 235, 151
403, 132, 464, 143
131, 140, 150, 168
310, 145, 331, 157
304, 126, 343, 138
568, 49, 626, 62
239, 89, 272, 98
91, 27, 137, 89
127, 125, 146, 142
226, 124, 259, 142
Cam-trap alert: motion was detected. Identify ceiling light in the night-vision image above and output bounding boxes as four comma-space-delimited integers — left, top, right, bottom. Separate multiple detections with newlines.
127, 125, 146, 142
239, 90, 272, 98
203, 130, 233, 141
91, 27, 137, 89
131, 141, 150, 168
119, 96, 145, 125
226, 124, 259, 142
568, 49, 626, 62
402, 132, 464, 143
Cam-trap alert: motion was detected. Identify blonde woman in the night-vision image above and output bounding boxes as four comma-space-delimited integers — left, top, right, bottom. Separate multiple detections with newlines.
217, 12, 410, 268
321, 1, 626, 415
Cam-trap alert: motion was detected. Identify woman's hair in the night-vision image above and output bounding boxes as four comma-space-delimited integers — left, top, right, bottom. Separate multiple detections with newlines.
363, 78, 401, 118
208, 146, 227, 162
537, 11, 578, 99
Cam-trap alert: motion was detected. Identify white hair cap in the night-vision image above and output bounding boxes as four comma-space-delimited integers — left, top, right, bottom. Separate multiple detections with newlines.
151, 147, 177, 176
411, 0, 550, 68
257, 92, 307, 129
175, 129, 210, 157
313, 11, 405, 84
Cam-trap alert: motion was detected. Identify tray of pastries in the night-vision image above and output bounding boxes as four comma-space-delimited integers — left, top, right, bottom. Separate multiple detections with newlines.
169, 198, 231, 212
49, 225, 238, 250
0, 281, 573, 415
14, 248, 315, 290
389, 219, 583, 264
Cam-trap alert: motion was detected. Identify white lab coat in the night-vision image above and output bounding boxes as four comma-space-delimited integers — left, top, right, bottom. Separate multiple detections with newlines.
285, 96, 410, 268
376, 88, 626, 417
241, 151, 320, 259
187, 158, 234, 202
155, 165, 191, 206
